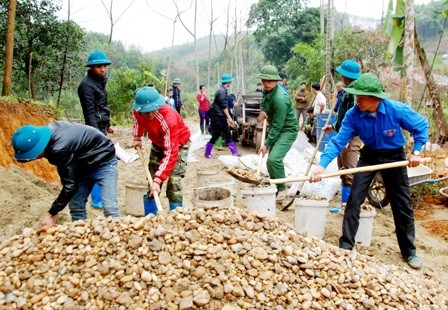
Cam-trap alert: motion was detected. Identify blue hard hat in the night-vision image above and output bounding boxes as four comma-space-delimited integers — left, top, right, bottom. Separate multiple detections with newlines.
85, 50, 112, 67
220, 73, 233, 84
11, 125, 51, 161
172, 77, 182, 84
336, 59, 361, 80
133, 86, 166, 113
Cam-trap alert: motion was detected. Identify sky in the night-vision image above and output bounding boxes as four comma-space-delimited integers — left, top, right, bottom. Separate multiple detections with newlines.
58, 0, 433, 53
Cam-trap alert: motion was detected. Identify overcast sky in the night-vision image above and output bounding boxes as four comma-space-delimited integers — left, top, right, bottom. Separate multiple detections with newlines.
58, 0, 432, 53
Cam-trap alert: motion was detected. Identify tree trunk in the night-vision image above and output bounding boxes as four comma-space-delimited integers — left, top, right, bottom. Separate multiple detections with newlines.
2, 0, 17, 96
325, 0, 333, 104
57, 0, 71, 106
415, 27, 448, 142
207, 0, 214, 90
320, 0, 325, 35
166, 18, 177, 93
402, 0, 415, 106
193, 0, 199, 91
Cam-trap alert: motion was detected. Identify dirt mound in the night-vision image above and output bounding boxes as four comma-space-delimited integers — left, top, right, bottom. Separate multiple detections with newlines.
0, 100, 59, 183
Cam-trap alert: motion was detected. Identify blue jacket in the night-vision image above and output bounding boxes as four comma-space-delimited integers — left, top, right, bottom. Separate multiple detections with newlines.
320, 99, 429, 168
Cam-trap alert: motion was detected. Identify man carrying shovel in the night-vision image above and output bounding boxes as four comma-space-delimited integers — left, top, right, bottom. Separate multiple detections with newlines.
309, 73, 429, 270
257, 65, 298, 204
132, 86, 190, 211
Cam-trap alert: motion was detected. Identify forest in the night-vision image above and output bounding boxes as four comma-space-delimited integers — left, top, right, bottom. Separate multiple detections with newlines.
1, 0, 448, 137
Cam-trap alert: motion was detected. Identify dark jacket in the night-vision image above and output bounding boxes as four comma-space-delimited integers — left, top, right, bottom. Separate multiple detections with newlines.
78, 70, 111, 130
172, 85, 182, 109
209, 85, 229, 120
333, 80, 356, 132
44, 121, 116, 216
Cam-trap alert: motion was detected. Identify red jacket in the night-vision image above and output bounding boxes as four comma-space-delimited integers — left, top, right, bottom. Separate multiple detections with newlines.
132, 105, 190, 184
196, 92, 210, 111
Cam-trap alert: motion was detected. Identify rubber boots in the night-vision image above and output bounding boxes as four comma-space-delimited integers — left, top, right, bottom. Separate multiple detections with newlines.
169, 201, 182, 211
215, 136, 224, 150
341, 185, 351, 206
200, 125, 205, 134
228, 141, 240, 156
204, 142, 214, 158
90, 183, 102, 209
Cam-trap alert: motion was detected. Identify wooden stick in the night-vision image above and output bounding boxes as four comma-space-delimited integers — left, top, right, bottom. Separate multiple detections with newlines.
256, 119, 267, 177
268, 157, 432, 185
136, 146, 163, 212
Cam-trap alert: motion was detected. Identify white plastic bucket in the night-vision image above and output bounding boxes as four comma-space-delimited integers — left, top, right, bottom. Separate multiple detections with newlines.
240, 185, 277, 217
194, 187, 233, 209
124, 182, 147, 216
204, 178, 238, 197
294, 198, 329, 239
196, 168, 220, 187
339, 208, 376, 247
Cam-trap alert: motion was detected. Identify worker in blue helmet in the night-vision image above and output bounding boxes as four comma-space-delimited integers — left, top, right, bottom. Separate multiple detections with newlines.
78, 50, 113, 210
11, 121, 120, 233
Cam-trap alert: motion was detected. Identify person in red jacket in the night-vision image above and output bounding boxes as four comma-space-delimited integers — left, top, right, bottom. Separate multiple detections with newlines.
197, 85, 211, 134
132, 86, 191, 210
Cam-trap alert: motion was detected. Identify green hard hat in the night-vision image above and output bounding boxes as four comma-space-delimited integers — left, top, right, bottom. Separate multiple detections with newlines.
256, 65, 282, 81
85, 50, 112, 67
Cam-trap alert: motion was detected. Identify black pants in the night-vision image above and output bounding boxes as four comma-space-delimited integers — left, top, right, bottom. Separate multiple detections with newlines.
339, 147, 416, 258
209, 118, 232, 144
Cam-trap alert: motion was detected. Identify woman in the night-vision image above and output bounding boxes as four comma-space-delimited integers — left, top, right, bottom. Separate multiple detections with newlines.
197, 85, 210, 134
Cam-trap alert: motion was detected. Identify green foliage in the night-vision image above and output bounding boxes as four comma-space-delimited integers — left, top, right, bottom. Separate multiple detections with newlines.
247, 3, 320, 68
416, 0, 448, 41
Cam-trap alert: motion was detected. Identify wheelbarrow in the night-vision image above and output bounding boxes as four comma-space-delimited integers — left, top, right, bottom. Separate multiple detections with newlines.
367, 163, 448, 208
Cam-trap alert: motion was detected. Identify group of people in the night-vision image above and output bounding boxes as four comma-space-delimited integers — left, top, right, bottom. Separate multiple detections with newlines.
11, 51, 429, 270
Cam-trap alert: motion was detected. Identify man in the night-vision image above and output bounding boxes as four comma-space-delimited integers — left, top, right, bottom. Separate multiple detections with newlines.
11, 121, 120, 232
304, 106, 316, 144
257, 65, 298, 203
78, 50, 114, 209
310, 73, 428, 270
205, 74, 240, 158
172, 77, 182, 114
311, 83, 326, 114
294, 82, 311, 128
278, 72, 288, 93
322, 59, 363, 208
197, 85, 211, 134
132, 86, 191, 210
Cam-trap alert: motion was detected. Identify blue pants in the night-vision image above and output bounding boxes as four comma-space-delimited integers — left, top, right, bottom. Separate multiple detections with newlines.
69, 157, 120, 221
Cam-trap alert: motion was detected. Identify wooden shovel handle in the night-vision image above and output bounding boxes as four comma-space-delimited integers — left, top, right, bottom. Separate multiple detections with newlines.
136, 147, 163, 212
256, 119, 268, 176
268, 157, 432, 185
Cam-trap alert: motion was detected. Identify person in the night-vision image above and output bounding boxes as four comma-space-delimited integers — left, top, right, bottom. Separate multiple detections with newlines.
322, 60, 363, 208
304, 106, 316, 144
257, 65, 298, 203
334, 81, 344, 112
278, 72, 288, 93
254, 82, 263, 93
311, 83, 326, 114
11, 121, 120, 232
197, 85, 211, 134
132, 86, 191, 211
309, 73, 429, 270
204, 74, 240, 158
165, 88, 175, 109
78, 50, 114, 209
293, 82, 311, 128
172, 77, 182, 114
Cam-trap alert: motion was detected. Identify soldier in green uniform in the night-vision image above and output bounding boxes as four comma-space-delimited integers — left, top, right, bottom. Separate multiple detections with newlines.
257, 65, 298, 204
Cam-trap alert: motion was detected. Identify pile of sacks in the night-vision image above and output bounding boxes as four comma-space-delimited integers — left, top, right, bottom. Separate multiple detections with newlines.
0, 207, 446, 309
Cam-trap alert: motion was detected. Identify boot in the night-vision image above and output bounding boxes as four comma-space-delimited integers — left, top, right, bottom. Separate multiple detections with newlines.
90, 183, 102, 209
215, 136, 224, 150
341, 185, 351, 207
169, 201, 182, 211
205, 125, 210, 134
228, 141, 240, 156
204, 142, 214, 158
200, 125, 205, 134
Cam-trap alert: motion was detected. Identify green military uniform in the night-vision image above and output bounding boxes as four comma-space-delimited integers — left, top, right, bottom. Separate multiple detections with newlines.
149, 142, 190, 203
261, 84, 298, 192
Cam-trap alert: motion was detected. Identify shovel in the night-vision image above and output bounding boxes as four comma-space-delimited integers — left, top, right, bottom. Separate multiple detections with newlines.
136, 146, 163, 212
228, 158, 431, 186
256, 119, 268, 177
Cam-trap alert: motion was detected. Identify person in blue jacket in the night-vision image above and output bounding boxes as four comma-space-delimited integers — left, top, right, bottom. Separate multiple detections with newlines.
310, 73, 428, 270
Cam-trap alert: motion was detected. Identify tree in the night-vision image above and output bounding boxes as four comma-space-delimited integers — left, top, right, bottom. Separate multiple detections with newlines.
247, 3, 320, 68
2, 0, 16, 96
100, 0, 136, 48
